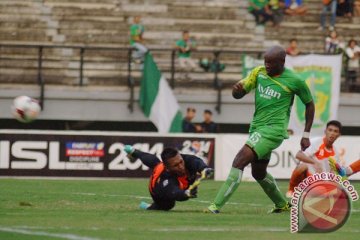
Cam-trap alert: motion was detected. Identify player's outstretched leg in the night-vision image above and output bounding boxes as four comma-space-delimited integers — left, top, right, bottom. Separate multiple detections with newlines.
141, 201, 175, 211
124, 145, 135, 155
139, 201, 151, 210
124, 145, 161, 162
207, 167, 242, 213
347, 159, 360, 176
252, 161, 289, 213
258, 173, 290, 213
287, 164, 308, 198
207, 145, 253, 214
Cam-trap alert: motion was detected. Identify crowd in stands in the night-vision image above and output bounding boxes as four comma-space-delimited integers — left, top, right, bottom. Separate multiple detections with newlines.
243, 0, 359, 90
285, 33, 360, 89
247, 0, 359, 28
129, 1, 360, 91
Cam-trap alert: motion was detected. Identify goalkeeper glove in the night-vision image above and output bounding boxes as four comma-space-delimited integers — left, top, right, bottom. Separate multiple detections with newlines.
201, 168, 214, 179
185, 187, 198, 198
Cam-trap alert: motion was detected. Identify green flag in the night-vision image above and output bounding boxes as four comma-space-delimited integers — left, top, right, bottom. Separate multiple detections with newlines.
139, 53, 182, 133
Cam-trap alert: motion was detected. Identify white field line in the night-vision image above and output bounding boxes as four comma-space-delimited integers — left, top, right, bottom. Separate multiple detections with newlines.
4, 225, 360, 235
150, 226, 360, 233
4, 226, 105, 231
151, 226, 288, 232
72, 192, 360, 210
71, 192, 265, 207
0, 227, 102, 240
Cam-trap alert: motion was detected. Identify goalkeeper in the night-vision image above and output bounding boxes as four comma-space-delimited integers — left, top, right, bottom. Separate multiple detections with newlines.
124, 145, 213, 211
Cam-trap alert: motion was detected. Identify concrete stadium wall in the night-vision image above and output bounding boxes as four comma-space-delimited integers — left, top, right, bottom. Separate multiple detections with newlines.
0, 85, 360, 126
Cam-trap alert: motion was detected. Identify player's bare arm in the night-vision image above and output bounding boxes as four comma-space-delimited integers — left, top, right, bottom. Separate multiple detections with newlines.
232, 82, 247, 99
301, 101, 315, 151
296, 151, 322, 173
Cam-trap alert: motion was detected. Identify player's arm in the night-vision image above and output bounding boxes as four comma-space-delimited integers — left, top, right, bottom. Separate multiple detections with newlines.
232, 82, 247, 99
164, 178, 197, 201
232, 66, 260, 99
294, 76, 315, 151
182, 154, 207, 171
296, 150, 322, 173
301, 101, 315, 151
182, 154, 213, 178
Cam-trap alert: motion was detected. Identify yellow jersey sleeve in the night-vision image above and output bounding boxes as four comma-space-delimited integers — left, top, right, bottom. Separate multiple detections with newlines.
238, 66, 263, 93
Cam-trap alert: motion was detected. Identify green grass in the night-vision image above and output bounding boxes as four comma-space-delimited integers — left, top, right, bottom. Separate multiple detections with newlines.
0, 178, 360, 240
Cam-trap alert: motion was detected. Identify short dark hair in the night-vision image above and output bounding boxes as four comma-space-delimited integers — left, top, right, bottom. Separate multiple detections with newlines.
187, 107, 196, 112
183, 30, 189, 34
289, 38, 297, 43
204, 109, 212, 115
326, 120, 342, 133
161, 148, 179, 165
348, 39, 357, 46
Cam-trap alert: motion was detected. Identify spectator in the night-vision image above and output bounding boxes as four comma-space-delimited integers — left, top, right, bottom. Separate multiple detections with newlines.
248, 0, 273, 25
284, 0, 307, 16
345, 39, 360, 88
201, 110, 219, 133
337, 0, 353, 17
325, 30, 345, 53
319, 0, 337, 31
129, 16, 147, 63
182, 107, 201, 133
286, 38, 301, 56
175, 31, 197, 74
269, 0, 285, 27
355, 0, 360, 16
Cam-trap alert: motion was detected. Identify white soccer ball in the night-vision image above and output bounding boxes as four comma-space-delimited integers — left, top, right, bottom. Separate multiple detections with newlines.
11, 96, 41, 123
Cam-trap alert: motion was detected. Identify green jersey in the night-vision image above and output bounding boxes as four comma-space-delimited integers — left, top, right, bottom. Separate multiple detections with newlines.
248, 0, 269, 11
240, 66, 313, 139
130, 24, 144, 45
176, 39, 196, 58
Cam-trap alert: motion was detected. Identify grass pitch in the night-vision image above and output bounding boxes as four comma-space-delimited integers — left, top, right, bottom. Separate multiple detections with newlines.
0, 178, 360, 240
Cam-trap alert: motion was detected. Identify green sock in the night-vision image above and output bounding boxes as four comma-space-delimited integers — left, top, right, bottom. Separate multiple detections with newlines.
257, 173, 287, 208
213, 167, 242, 209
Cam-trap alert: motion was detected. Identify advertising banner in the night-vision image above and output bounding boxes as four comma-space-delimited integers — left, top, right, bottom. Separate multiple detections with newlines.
0, 131, 215, 178
2, 131, 359, 181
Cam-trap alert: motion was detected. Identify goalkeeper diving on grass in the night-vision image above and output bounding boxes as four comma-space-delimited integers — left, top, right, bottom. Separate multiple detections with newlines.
124, 145, 213, 211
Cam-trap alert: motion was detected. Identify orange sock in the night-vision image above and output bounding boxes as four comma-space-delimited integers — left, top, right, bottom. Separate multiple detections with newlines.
288, 168, 307, 192
349, 159, 360, 174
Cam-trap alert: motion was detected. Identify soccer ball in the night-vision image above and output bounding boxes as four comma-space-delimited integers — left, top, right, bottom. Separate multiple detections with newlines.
11, 96, 41, 123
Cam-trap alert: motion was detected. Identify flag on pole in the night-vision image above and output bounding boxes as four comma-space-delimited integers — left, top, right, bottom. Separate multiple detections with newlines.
139, 52, 183, 133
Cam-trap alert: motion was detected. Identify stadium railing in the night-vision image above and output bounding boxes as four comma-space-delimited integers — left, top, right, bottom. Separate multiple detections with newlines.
0, 44, 357, 113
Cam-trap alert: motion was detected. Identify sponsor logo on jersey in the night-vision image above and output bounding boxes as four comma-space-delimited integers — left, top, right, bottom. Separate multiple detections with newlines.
258, 83, 281, 100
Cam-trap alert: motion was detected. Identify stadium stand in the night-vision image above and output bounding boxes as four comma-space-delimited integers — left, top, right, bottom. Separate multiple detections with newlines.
0, 0, 359, 89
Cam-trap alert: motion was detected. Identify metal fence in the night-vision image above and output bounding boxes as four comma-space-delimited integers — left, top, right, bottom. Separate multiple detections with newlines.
0, 44, 358, 114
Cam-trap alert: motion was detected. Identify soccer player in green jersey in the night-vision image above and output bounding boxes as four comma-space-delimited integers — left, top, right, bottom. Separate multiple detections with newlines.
207, 46, 315, 214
